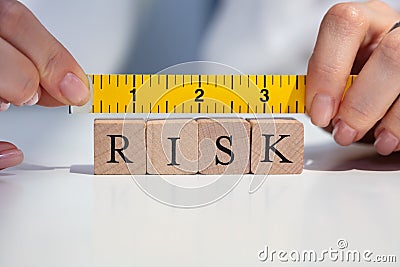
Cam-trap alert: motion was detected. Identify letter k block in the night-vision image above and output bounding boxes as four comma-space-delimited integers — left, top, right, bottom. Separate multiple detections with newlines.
250, 118, 304, 174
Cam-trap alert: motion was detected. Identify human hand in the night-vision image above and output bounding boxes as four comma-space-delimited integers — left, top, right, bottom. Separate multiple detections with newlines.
307, 0, 400, 156
0, 0, 90, 169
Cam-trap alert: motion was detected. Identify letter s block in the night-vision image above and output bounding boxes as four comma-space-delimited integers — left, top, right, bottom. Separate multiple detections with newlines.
250, 118, 303, 174
198, 118, 250, 174
94, 119, 146, 175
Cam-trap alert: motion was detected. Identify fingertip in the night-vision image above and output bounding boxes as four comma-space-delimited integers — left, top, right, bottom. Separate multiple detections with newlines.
310, 93, 335, 127
0, 146, 24, 170
0, 101, 10, 112
0, 142, 18, 151
374, 129, 399, 156
59, 72, 90, 106
332, 119, 358, 146
24, 87, 41, 106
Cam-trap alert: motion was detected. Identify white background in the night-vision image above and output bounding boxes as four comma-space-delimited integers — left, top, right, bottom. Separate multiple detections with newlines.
0, 1, 399, 266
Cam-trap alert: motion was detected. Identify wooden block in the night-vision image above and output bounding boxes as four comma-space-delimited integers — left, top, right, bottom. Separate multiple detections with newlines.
146, 119, 198, 174
198, 118, 250, 174
249, 118, 303, 174
94, 119, 146, 175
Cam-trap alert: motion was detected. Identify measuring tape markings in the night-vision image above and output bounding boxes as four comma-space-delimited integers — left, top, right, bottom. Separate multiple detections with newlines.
81, 74, 355, 114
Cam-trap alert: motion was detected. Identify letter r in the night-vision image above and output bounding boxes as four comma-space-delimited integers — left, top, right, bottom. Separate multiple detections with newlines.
107, 135, 133, 163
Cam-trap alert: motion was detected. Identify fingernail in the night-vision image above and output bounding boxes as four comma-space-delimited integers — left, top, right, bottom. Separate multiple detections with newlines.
0, 101, 10, 112
59, 72, 89, 105
310, 93, 334, 127
24, 91, 39, 106
0, 148, 23, 170
332, 119, 357, 146
374, 130, 399, 156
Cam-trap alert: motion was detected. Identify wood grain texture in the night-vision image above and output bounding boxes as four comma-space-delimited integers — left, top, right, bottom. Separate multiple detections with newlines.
249, 118, 303, 174
198, 118, 250, 174
94, 118, 303, 175
146, 119, 198, 174
94, 119, 146, 175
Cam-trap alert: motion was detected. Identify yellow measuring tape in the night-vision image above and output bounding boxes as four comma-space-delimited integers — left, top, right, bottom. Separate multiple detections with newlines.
70, 74, 356, 114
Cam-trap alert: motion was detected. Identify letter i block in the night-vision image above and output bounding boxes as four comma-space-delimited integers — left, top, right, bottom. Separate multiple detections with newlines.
249, 118, 304, 174
94, 119, 146, 175
198, 118, 251, 174
146, 119, 198, 174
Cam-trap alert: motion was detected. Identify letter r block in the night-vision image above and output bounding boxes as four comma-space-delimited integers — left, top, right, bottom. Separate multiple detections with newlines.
94, 119, 146, 175
250, 118, 303, 174
146, 119, 198, 174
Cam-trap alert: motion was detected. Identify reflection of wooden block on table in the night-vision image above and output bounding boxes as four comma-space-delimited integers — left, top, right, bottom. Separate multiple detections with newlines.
249, 118, 303, 174
198, 118, 250, 174
94, 119, 146, 175
147, 119, 198, 174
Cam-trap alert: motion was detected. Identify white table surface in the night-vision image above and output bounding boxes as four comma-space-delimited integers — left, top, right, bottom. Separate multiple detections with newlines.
0, 107, 399, 267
